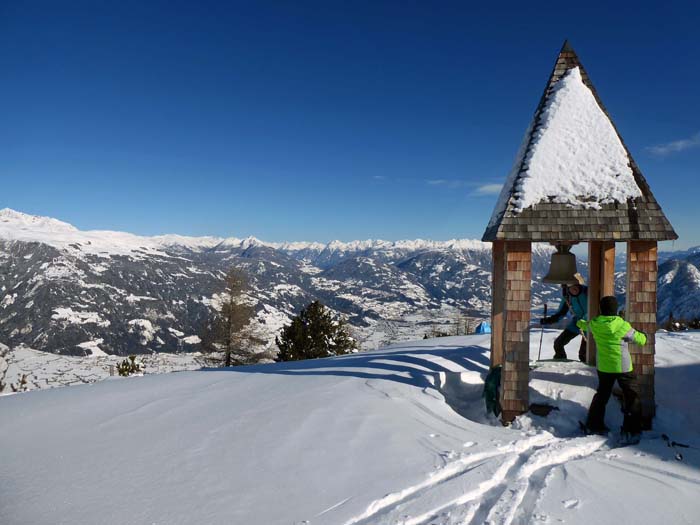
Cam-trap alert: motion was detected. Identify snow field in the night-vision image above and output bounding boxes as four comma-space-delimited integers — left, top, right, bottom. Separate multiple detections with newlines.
1, 331, 699, 524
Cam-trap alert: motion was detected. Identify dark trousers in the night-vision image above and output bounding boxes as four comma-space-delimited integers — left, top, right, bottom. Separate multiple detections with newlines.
587, 371, 642, 434
553, 329, 586, 361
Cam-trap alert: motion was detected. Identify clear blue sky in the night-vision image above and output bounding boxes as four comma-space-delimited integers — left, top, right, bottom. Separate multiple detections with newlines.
2, 1, 698, 247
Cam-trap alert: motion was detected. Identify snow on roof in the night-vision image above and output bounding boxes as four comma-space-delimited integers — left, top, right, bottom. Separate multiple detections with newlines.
489, 67, 642, 226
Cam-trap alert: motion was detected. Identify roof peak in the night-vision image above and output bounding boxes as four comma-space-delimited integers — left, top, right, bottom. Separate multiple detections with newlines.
560, 39, 575, 53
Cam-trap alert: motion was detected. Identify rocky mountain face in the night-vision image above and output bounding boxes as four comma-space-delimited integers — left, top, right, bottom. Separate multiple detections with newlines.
0, 209, 695, 356
657, 250, 700, 323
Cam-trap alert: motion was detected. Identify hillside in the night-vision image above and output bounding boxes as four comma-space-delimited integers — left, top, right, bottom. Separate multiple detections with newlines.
0, 209, 560, 355
1, 208, 697, 358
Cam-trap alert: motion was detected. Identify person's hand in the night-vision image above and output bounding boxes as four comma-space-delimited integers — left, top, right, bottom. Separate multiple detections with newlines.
539, 318, 546, 326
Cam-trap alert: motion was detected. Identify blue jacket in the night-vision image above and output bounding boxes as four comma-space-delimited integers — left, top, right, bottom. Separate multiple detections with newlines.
544, 285, 588, 333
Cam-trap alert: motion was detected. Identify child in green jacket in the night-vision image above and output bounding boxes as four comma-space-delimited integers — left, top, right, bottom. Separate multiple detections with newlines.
576, 296, 647, 437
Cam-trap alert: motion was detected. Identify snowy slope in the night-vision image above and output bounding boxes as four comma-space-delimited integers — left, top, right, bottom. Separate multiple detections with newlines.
1, 331, 699, 525
0, 209, 489, 259
0, 343, 214, 391
1, 208, 697, 356
658, 258, 700, 322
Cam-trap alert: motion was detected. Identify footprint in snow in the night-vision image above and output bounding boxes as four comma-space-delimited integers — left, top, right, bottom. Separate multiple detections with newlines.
440, 450, 458, 460
563, 499, 579, 509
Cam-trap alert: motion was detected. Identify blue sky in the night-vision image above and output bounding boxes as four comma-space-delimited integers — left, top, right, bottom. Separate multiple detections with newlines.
2, 1, 699, 248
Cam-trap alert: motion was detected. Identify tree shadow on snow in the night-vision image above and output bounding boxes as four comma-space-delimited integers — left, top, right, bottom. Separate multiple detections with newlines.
201, 348, 700, 473
201, 343, 493, 423
204, 344, 489, 387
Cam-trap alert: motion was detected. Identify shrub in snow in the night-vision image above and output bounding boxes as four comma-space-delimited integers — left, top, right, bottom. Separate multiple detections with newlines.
117, 355, 143, 377
12, 374, 28, 392
275, 301, 356, 362
1, 373, 28, 393
661, 311, 700, 331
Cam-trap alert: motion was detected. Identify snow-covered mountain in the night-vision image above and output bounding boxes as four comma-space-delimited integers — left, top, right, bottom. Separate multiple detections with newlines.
657, 257, 700, 322
0, 208, 695, 355
0, 209, 560, 355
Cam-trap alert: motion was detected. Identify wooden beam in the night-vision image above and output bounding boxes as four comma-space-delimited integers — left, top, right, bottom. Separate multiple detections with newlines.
500, 241, 532, 423
602, 242, 615, 296
587, 242, 602, 367
587, 241, 615, 366
626, 241, 657, 429
490, 241, 506, 367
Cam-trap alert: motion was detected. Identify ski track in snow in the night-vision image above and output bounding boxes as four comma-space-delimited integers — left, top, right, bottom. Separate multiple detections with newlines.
316, 496, 353, 517
345, 433, 608, 525
3, 332, 699, 524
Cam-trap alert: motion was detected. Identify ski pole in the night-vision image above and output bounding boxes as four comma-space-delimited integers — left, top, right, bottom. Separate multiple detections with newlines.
537, 304, 547, 361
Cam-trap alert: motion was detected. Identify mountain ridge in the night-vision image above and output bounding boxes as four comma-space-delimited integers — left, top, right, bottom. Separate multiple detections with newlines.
1, 209, 697, 356
0, 208, 494, 256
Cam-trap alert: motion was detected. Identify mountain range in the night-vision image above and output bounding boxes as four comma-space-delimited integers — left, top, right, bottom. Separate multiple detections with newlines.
0, 209, 697, 356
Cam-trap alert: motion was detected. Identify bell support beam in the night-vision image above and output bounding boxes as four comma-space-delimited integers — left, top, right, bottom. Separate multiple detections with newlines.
626, 241, 657, 429
587, 241, 615, 366
499, 241, 532, 424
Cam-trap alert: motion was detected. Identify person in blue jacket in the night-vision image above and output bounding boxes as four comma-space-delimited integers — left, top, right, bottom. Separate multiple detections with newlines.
540, 274, 588, 362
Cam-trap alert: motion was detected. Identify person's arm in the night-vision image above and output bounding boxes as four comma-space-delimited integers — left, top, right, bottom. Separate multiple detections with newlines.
576, 319, 588, 332
543, 297, 569, 325
622, 322, 647, 346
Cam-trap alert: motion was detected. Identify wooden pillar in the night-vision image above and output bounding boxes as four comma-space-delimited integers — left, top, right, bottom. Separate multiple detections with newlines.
626, 241, 657, 429
500, 241, 532, 423
490, 241, 505, 367
602, 242, 616, 296
587, 241, 615, 366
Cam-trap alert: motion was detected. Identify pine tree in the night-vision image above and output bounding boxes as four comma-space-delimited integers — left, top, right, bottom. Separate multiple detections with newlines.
275, 301, 356, 361
667, 311, 676, 331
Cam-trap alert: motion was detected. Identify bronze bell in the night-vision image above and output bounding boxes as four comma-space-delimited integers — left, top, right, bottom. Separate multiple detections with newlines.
543, 244, 579, 285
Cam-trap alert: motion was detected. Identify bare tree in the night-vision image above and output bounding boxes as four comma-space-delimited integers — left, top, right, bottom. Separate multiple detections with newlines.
203, 267, 271, 366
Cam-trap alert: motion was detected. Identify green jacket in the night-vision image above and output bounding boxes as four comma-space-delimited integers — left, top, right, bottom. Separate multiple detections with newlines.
576, 316, 647, 373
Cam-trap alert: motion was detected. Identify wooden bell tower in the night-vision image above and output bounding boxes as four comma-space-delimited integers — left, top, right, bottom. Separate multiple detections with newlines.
483, 41, 677, 427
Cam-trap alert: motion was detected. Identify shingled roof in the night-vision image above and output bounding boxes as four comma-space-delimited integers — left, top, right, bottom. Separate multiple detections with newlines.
483, 41, 677, 243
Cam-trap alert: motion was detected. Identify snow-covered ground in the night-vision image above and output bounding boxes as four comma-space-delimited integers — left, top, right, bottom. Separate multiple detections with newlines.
0, 343, 214, 392
1, 330, 699, 524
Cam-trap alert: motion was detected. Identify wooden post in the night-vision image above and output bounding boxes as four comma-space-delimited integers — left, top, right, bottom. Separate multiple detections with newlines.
626, 241, 657, 429
588, 242, 602, 367
500, 241, 532, 423
490, 241, 505, 367
602, 242, 615, 296
587, 241, 615, 366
